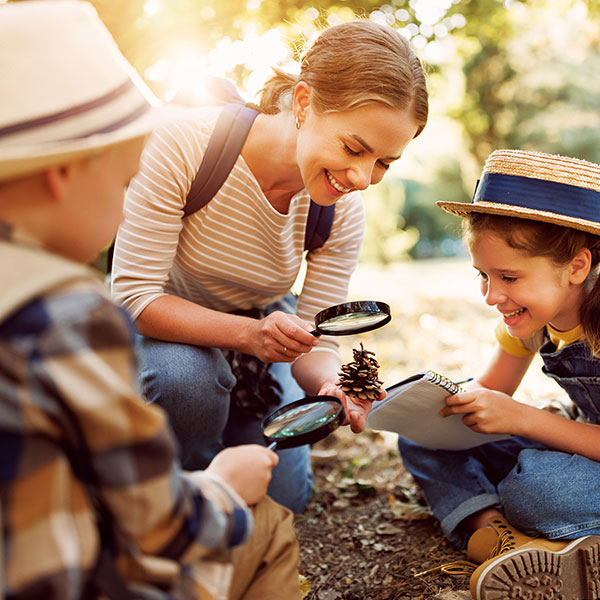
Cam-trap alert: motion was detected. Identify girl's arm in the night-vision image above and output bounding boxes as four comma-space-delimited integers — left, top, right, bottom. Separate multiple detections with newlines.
476, 345, 534, 395
445, 390, 600, 462
511, 404, 600, 462
444, 344, 600, 462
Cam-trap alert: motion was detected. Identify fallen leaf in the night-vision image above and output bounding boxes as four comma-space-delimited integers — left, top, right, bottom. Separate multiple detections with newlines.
299, 574, 311, 599
375, 522, 403, 535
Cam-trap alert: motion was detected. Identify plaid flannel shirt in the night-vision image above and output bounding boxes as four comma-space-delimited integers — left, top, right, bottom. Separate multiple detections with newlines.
0, 230, 252, 599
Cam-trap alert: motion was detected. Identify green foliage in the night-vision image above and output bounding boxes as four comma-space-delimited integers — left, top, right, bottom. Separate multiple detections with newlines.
449, 0, 600, 168
360, 160, 468, 263
360, 179, 419, 265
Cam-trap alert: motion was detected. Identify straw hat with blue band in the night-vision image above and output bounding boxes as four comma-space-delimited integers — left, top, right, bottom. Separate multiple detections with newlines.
437, 149, 600, 236
0, 0, 192, 182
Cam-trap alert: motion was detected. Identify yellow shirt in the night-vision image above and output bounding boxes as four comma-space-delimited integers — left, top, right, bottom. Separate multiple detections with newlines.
495, 320, 585, 357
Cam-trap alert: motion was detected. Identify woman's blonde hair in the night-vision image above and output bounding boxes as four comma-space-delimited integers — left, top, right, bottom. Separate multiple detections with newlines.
258, 20, 428, 138
464, 213, 600, 358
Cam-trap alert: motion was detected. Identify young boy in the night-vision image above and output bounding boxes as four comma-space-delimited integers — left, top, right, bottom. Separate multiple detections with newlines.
0, 2, 299, 599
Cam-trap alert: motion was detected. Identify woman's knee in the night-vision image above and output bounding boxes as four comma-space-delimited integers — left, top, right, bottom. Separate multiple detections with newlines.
137, 338, 235, 406
137, 338, 236, 452
267, 445, 313, 514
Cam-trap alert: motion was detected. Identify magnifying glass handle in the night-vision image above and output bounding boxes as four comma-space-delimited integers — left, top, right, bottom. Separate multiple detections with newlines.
309, 329, 320, 337
267, 441, 278, 451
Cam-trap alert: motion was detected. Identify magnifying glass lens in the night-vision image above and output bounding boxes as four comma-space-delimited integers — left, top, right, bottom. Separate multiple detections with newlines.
263, 400, 341, 440
318, 311, 389, 334
312, 301, 391, 336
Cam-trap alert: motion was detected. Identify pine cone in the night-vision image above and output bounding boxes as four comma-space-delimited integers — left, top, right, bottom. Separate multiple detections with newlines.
337, 343, 383, 401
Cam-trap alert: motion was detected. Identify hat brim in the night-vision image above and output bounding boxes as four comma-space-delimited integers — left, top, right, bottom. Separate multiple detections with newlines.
437, 200, 600, 237
0, 102, 196, 181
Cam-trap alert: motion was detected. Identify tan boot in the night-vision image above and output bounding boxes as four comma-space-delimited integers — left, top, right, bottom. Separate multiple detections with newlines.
466, 516, 540, 565
416, 516, 533, 579
470, 532, 600, 599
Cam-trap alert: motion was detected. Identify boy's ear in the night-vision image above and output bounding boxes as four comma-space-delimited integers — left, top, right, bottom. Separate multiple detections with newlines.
43, 164, 74, 201
569, 248, 592, 285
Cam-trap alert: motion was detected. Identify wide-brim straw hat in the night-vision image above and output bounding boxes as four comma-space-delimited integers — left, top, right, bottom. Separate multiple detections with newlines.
437, 149, 600, 236
0, 0, 191, 181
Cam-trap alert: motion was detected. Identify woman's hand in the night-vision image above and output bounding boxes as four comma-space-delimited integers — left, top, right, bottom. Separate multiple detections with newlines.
440, 388, 526, 436
318, 376, 386, 434
245, 311, 318, 363
206, 444, 279, 506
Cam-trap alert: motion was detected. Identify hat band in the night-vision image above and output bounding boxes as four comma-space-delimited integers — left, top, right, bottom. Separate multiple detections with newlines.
474, 172, 600, 222
0, 80, 150, 141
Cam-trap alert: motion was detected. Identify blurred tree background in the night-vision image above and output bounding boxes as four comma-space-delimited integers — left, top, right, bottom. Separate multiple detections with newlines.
8, 0, 599, 262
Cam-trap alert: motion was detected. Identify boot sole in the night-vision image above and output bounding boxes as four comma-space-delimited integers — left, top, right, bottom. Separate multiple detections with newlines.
473, 535, 600, 600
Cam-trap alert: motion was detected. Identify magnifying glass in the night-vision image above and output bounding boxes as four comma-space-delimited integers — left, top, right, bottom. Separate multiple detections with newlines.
311, 300, 391, 336
262, 396, 345, 451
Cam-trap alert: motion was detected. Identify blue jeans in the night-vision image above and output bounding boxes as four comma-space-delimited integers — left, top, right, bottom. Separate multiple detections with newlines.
137, 337, 313, 514
397, 435, 600, 550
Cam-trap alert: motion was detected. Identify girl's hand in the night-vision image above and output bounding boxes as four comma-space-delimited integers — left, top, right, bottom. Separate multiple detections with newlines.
246, 311, 317, 363
206, 444, 279, 506
440, 388, 524, 436
318, 377, 386, 434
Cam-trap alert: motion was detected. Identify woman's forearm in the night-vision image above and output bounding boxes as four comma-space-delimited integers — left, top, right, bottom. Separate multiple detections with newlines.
292, 349, 341, 396
136, 294, 253, 352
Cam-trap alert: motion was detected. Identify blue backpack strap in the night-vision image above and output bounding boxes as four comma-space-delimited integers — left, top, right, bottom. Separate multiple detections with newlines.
184, 103, 259, 217
183, 98, 335, 250
305, 201, 335, 252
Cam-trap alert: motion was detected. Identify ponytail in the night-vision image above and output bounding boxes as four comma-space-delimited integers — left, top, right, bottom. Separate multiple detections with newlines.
258, 67, 298, 114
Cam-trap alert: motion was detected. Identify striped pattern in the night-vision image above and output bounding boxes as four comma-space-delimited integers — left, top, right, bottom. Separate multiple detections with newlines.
0, 236, 252, 599
111, 107, 366, 355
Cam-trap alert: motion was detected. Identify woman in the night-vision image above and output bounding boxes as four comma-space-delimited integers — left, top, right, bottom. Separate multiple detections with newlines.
111, 19, 429, 514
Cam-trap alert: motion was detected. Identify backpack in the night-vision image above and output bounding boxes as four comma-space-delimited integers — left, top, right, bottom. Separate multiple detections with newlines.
106, 78, 335, 273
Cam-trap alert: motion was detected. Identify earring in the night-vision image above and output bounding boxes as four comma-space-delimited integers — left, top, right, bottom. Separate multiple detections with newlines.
295, 116, 301, 130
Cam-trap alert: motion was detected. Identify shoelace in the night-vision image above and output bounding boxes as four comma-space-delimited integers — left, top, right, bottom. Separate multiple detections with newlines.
414, 526, 518, 578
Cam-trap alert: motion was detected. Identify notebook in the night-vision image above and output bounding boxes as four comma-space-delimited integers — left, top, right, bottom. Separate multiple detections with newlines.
365, 370, 511, 450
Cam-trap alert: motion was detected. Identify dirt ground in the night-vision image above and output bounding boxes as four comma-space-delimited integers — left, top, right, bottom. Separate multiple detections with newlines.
295, 427, 470, 600
292, 259, 561, 600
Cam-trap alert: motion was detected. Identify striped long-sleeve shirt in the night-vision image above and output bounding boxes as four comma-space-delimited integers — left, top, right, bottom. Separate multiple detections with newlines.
111, 107, 366, 356
0, 233, 252, 599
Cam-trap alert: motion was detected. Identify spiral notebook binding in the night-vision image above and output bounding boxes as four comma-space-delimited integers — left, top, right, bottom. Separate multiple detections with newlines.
424, 370, 461, 395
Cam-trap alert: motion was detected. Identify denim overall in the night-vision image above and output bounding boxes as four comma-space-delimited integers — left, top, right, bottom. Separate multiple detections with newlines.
397, 337, 600, 549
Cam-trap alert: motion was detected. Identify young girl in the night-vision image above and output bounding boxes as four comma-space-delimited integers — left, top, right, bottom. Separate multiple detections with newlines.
398, 149, 600, 600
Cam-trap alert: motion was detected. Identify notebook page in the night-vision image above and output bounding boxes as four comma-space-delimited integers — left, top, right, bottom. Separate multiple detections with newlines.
366, 377, 510, 450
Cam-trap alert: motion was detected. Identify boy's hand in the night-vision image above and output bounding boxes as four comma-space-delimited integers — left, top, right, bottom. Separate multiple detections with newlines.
206, 445, 279, 506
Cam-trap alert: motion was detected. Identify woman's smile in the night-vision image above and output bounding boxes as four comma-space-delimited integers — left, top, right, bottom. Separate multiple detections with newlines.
325, 170, 352, 194
295, 102, 418, 205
